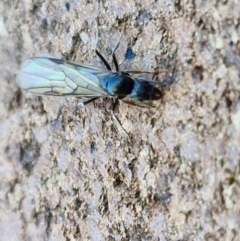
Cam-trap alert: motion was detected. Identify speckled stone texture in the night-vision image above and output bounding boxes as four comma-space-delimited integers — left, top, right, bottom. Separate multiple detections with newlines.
0, 0, 239, 240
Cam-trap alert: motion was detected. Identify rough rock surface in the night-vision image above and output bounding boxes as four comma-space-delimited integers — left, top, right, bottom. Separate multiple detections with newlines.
0, 0, 239, 240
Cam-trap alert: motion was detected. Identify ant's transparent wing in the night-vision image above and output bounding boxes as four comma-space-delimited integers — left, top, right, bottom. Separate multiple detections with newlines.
16, 57, 112, 97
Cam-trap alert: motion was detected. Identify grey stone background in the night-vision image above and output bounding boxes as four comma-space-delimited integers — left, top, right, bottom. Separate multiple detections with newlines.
0, 0, 239, 240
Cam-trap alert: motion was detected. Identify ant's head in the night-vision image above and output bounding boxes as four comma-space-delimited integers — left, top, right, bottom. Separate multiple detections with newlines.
130, 77, 162, 101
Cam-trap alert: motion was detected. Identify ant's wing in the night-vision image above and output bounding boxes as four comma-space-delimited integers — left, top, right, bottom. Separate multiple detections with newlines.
16, 57, 111, 97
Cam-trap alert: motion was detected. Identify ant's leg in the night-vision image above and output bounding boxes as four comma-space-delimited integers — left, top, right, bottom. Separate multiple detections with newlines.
76, 97, 99, 107
123, 70, 159, 75
112, 26, 125, 72
94, 27, 112, 70
111, 98, 129, 138
94, 26, 125, 71
119, 99, 154, 108
95, 49, 111, 70
83, 97, 99, 105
